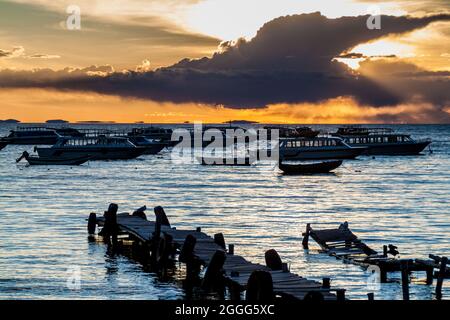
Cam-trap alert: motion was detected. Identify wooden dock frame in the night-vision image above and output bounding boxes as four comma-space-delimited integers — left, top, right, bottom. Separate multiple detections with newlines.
88, 204, 345, 301
302, 222, 449, 300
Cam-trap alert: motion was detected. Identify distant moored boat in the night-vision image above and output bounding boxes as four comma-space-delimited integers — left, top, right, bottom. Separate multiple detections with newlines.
333, 126, 432, 155
36, 136, 145, 160
280, 137, 367, 160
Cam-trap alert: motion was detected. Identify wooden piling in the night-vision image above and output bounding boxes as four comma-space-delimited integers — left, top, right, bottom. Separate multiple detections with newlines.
336, 289, 346, 301
201, 250, 226, 291
228, 244, 234, 255
245, 271, 274, 301
322, 278, 331, 289
367, 293, 374, 301
265, 249, 283, 271
302, 223, 311, 249
383, 245, 388, 257
435, 256, 448, 300
214, 233, 226, 250
87, 212, 97, 235
154, 206, 170, 227
426, 266, 434, 285
400, 260, 410, 301
132, 206, 147, 220
103, 203, 118, 245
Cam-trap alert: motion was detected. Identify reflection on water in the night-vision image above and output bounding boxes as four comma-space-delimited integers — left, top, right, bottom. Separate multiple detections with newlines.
0, 124, 449, 300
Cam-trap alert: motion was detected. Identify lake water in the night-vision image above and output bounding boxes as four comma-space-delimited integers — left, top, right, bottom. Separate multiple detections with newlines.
0, 124, 449, 300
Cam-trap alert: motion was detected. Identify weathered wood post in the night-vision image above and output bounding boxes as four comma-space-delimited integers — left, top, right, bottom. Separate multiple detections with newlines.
265, 249, 283, 271
400, 260, 410, 301
132, 206, 147, 220
214, 233, 226, 250
103, 203, 118, 246
336, 289, 346, 301
87, 212, 97, 236
150, 213, 162, 266
322, 278, 331, 289
196, 227, 202, 232
367, 293, 375, 301
426, 266, 434, 285
202, 250, 227, 291
302, 223, 311, 249
228, 244, 235, 255
179, 235, 200, 283
154, 206, 170, 227
383, 245, 388, 257
435, 256, 448, 300
245, 271, 274, 301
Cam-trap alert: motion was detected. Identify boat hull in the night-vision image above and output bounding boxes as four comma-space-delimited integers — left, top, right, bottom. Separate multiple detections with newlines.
279, 160, 343, 175
349, 141, 432, 155
280, 147, 366, 160
25, 155, 91, 166
36, 147, 145, 160
137, 144, 166, 155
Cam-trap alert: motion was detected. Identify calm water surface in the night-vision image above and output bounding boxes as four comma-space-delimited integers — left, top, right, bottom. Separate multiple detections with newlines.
0, 124, 449, 300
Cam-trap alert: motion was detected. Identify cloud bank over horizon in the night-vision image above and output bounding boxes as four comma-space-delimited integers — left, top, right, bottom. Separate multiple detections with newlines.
0, 12, 449, 122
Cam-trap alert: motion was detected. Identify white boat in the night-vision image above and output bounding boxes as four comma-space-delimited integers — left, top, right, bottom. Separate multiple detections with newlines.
36, 136, 145, 160
333, 126, 432, 155
279, 137, 367, 160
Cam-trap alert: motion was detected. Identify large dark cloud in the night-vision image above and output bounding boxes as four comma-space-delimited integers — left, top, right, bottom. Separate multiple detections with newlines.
0, 12, 449, 109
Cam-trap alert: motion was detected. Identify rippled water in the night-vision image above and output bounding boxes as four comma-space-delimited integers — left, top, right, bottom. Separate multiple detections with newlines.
0, 124, 449, 300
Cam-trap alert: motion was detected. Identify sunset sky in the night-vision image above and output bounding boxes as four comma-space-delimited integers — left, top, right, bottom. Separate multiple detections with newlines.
0, 0, 449, 123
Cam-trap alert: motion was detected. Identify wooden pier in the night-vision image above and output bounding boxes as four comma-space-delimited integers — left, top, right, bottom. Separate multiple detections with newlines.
302, 222, 449, 300
88, 204, 344, 301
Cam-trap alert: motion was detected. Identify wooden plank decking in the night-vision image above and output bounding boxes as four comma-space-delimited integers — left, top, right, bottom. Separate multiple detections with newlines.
95, 213, 339, 301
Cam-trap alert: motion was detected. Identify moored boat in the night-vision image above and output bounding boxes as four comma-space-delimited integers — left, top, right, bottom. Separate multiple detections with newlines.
279, 160, 343, 175
36, 136, 145, 160
16, 151, 91, 166
263, 126, 319, 139
279, 137, 367, 160
128, 127, 175, 146
1, 126, 85, 145
127, 136, 166, 155
333, 126, 432, 155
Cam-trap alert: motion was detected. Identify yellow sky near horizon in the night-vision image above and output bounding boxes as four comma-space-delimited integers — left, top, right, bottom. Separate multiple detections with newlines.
1, 88, 448, 124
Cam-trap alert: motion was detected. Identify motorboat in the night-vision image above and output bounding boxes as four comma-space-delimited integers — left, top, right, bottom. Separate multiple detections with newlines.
127, 136, 166, 155
128, 127, 175, 146
36, 136, 145, 160
279, 160, 343, 175
333, 126, 432, 155
279, 137, 367, 160
16, 151, 91, 166
263, 126, 320, 139
1, 126, 85, 145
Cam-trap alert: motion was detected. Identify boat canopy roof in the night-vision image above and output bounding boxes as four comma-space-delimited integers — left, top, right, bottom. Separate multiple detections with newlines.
57, 136, 135, 147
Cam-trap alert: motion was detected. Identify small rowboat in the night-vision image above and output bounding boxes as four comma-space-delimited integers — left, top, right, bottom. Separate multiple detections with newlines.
279, 160, 343, 175
16, 151, 91, 166
197, 156, 254, 166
